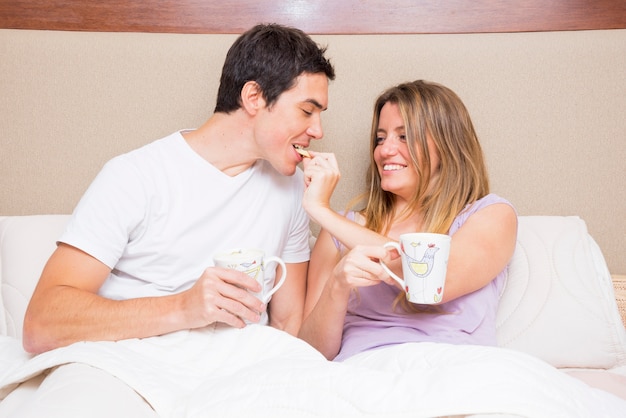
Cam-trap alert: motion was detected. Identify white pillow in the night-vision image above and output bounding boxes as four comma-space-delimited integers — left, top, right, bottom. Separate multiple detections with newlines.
0, 215, 70, 339
0, 217, 5, 336
497, 216, 626, 369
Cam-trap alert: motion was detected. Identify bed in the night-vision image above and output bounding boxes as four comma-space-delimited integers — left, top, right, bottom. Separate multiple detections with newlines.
1, 214, 626, 416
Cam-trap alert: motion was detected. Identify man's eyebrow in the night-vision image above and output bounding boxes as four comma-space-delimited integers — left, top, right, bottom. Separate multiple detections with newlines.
305, 99, 326, 111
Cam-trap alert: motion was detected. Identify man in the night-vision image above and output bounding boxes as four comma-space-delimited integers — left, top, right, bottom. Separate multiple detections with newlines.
16, 24, 334, 416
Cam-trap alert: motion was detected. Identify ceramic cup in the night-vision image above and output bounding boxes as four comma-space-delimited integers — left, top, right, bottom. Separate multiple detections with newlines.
379, 233, 451, 304
213, 248, 287, 304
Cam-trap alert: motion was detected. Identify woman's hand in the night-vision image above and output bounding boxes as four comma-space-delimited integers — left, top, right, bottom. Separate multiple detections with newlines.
331, 245, 396, 291
302, 152, 340, 219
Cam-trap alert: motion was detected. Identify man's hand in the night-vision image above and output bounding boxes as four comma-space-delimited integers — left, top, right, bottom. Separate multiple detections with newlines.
182, 267, 266, 329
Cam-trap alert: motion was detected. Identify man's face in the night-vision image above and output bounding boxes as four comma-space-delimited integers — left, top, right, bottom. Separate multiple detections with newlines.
254, 73, 329, 176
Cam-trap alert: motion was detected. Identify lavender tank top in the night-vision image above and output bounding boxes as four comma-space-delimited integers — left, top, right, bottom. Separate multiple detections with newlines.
333, 193, 514, 361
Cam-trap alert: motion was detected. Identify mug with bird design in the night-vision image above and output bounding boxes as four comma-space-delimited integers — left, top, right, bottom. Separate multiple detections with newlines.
213, 248, 287, 304
380, 233, 451, 304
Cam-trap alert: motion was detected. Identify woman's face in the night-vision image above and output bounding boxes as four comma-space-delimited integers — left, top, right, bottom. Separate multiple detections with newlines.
373, 102, 440, 201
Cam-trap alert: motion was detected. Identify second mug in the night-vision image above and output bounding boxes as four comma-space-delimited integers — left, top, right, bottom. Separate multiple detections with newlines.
213, 248, 287, 304
379, 232, 451, 304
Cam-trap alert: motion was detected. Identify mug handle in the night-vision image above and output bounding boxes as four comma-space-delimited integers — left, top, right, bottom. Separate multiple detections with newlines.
261, 256, 287, 303
379, 242, 405, 288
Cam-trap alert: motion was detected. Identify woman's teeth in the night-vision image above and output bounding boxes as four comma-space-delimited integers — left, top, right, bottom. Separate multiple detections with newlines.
383, 164, 404, 171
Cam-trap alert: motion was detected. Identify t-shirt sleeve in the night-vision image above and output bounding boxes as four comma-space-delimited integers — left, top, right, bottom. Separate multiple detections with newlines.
59, 155, 147, 269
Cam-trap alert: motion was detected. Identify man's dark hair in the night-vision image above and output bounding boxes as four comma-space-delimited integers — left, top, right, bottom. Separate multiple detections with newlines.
214, 23, 335, 113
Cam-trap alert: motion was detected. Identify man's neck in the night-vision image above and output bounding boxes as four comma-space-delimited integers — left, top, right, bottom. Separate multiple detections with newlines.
182, 112, 259, 177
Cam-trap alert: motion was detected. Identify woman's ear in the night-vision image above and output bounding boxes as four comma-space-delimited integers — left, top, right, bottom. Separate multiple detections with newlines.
240, 81, 266, 115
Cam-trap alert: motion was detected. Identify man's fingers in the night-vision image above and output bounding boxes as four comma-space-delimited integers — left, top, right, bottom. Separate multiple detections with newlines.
212, 267, 262, 292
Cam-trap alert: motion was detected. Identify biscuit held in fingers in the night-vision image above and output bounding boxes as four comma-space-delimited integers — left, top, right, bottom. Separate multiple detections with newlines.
295, 147, 311, 158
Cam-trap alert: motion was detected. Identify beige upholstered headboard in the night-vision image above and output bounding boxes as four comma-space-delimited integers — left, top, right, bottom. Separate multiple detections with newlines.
1, 2, 625, 274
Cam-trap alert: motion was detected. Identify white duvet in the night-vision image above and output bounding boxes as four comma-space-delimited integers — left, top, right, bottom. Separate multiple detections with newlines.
1, 325, 625, 417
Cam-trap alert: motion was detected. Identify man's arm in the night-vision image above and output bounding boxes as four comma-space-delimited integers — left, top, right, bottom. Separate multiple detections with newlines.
266, 261, 308, 336
23, 243, 266, 354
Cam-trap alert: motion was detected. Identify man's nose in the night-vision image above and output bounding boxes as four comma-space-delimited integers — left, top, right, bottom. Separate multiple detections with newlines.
307, 116, 323, 140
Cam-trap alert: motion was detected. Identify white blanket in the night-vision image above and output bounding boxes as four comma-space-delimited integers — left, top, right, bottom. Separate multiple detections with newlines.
2, 325, 625, 417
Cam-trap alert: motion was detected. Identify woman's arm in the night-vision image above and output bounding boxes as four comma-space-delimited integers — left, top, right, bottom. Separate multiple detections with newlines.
440, 203, 518, 302
299, 228, 391, 359
298, 229, 347, 358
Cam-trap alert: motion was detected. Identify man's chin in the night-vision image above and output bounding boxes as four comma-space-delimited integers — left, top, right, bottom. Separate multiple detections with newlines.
272, 162, 297, 176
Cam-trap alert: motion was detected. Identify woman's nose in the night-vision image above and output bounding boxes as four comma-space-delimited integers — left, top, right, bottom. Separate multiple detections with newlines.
380, 138, 399, 155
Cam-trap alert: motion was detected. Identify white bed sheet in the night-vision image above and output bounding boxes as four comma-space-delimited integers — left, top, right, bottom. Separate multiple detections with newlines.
2, 325, 625, 417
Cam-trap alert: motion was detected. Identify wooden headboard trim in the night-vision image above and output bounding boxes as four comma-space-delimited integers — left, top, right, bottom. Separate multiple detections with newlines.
2, 0, 625, 34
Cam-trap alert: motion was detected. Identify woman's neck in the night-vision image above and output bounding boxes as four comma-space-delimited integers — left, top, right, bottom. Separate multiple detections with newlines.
386, 206, 425, 239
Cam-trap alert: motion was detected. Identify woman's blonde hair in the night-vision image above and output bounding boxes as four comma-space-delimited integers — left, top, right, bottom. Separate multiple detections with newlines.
356, 80, 490, 312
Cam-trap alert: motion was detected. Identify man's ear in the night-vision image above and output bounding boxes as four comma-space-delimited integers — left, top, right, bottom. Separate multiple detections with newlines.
240, 81, 266, 115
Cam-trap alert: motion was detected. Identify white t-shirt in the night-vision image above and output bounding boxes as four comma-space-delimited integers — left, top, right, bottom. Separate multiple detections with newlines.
60, 131, 310, 303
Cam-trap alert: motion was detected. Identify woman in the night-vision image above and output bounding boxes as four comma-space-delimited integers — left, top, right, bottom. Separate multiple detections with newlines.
299, 80, 518, 361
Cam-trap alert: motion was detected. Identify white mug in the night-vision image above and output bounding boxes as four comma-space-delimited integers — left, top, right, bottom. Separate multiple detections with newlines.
213, 248, 287, 304
379, 233, 451, 304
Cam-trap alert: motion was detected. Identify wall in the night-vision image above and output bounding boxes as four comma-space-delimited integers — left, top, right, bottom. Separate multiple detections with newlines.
1, 28, 624, 273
